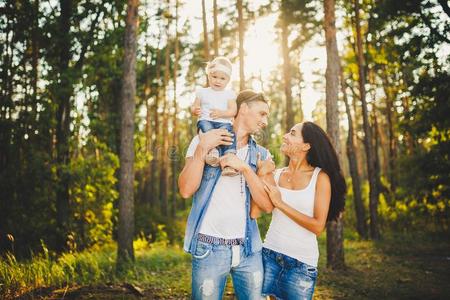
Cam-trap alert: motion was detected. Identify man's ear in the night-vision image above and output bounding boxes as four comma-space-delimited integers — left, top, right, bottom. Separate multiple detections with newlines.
240, 102, 249, 114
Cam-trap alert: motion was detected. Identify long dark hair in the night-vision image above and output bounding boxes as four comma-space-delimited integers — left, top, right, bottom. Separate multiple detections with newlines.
301, 122, 346, 221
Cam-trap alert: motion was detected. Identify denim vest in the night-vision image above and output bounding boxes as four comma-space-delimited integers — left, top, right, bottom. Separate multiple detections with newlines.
183, 136, 269, 257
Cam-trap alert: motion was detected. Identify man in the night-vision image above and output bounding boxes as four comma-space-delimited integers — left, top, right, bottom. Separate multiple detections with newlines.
179, 90, 274, 299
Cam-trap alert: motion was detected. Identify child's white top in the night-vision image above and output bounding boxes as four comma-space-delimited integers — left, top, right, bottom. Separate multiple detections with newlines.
196, 87, 236, 124
263, 167, 321, 267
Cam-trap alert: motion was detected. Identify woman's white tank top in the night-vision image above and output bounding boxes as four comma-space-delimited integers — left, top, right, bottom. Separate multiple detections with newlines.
263, 167, 321, 267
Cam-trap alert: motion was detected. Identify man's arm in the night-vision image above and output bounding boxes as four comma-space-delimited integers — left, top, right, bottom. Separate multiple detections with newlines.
243, 165, 274, 213
220, 154, 274, 212
250, 166, 276, 218
178, 129, 233, 198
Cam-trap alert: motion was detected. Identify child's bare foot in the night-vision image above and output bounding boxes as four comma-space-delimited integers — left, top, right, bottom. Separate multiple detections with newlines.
205, 148, 220, 167
221, 166, 239, 177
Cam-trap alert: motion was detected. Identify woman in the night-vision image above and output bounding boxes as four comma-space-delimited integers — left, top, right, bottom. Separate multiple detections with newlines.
252, 121, 346, 300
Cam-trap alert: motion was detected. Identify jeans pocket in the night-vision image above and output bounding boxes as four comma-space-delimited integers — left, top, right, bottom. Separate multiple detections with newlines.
192, 241, 212, 260
305, 266, 318, 279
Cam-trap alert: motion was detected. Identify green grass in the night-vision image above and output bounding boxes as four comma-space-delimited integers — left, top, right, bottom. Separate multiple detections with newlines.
0, 244, 191, 299
1, 231, 449, 299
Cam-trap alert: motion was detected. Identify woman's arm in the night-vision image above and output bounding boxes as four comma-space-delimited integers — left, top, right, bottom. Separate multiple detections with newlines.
263, 171, 331, 236
250, 158, 277, 218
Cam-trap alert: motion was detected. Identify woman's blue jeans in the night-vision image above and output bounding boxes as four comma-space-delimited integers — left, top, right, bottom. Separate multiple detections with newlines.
262, 247, 318, 300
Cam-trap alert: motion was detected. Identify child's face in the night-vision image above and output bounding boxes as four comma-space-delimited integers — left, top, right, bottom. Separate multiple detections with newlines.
208, 70, 230, 91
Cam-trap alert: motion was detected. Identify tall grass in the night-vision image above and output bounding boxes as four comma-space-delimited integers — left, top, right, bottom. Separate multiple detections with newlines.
0, 241, 191, 299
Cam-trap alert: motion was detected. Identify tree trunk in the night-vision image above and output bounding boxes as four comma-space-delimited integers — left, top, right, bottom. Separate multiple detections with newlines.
354, 0, 380, 239
117, 0, 139, 265
55, 0, 73, 252
324, 0, 345, 269
31, 0, 39, 105
280, 14, 294, 132
344, 59, 365, 180
213, 0, 219, 57
341, 74, 367, 239
373, 111, 392, 205
159, 16, 171, 217
237, 0, 245, 90
400, 76, 414, 154
381, 66, 397, 192
150, 30, 163, 208
171, 0, 179, 217
368, 70, 389, 182
201, 0, 210, 61
142, 40, 152, 204
296, 64, 304, 122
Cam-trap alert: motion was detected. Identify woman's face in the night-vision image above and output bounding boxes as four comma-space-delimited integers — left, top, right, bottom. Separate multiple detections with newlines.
280, 123, 310, 156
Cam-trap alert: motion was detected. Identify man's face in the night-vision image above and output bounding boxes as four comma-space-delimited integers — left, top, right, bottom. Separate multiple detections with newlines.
243, 101, 269, 134
208, 71, 230, 91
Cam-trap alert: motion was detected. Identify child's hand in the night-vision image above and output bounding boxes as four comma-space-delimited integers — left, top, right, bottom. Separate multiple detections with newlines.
220, 153, 247, 172
191, 105, 201, 116
256, 152, 275, 176
209, 109, 222, 119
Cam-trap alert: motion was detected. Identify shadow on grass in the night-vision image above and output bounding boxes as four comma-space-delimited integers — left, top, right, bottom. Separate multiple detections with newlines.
315, 231, 450, 300
15, 283, 185, 300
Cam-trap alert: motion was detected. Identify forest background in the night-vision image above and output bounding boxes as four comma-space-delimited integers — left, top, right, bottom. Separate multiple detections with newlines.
1, 0, 449, 298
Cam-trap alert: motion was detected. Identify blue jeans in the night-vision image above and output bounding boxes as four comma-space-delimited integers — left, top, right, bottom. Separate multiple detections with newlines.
191, 240, 263, 299
262, 248, 318, 300
197, 120, 236, 156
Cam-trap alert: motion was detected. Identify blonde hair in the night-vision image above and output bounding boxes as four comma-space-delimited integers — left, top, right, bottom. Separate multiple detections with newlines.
236, 89, 268, 112
206, 56, 233, 76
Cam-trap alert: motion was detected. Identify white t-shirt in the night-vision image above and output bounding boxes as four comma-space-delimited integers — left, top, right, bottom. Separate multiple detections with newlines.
263, 168, 321, 267
185, 135, 248, 239
196, 87, 236, 124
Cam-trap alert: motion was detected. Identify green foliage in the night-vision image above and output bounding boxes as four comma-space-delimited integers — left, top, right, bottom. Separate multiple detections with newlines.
135, 204, 187, 246
69, 137, 119, 250
394, 70, 450, 230
279, 0, 321, 47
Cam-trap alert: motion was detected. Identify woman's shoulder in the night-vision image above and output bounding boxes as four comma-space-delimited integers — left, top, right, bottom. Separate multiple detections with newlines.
316, 169, 330, 186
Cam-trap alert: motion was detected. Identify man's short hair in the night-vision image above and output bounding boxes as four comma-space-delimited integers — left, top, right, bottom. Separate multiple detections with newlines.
236, 89, 269, 113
